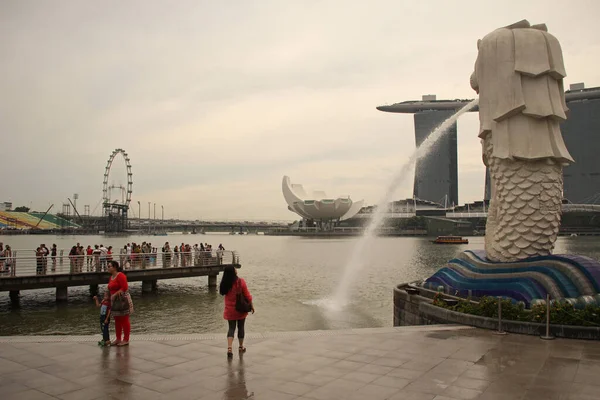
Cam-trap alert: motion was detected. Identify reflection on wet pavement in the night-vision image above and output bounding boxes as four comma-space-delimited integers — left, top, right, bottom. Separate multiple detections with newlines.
1, 325, 600, 399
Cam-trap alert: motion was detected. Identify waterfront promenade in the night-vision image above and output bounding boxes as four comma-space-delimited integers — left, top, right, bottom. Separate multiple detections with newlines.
0, 325, 598, 400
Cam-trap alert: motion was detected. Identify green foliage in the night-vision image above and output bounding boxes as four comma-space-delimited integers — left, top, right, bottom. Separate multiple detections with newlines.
433, 295, 600, 326
14, 206, 30, 212
530, 301, 600, 326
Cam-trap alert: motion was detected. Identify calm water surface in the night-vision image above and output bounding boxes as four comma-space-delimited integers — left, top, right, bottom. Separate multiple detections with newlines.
1, 234, 599, 336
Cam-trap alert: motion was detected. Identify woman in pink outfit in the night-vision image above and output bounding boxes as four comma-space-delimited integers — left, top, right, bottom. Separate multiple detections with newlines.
219, 265, 254, 358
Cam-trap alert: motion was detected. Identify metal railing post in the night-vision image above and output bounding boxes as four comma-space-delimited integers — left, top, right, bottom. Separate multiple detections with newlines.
494, 296, 507, 335
540, 294, 555, 340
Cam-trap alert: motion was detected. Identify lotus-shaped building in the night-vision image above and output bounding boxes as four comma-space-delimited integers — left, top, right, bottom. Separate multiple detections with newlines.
282, 176, 364, 221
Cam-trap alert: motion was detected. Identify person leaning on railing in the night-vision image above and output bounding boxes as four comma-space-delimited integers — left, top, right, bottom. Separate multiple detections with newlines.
3, 245, 13, 275
50, 244, 57, 271
68, 246, 77, 274
36, 247, 44, 275
0, 243, 5, 273
76, 245, 84, 273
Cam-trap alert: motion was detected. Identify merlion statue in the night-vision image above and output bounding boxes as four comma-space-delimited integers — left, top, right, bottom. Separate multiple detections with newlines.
422, 20, 600, 309
470, 20, 574, 262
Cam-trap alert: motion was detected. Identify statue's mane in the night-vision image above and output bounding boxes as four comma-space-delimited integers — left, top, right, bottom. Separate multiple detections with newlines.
504, 19, 548, 31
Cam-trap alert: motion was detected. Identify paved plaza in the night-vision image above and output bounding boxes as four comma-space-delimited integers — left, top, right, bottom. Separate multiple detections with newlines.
0, 325, 599, 400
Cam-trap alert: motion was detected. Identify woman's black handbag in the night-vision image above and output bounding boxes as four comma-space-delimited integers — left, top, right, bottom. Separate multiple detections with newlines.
235, 281, 252, 313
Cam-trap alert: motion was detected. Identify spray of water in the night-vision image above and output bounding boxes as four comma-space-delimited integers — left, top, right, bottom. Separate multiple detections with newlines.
331, 98, 480, 308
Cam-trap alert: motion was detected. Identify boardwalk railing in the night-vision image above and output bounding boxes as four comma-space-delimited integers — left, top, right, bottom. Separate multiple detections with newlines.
0, 250, 240, 278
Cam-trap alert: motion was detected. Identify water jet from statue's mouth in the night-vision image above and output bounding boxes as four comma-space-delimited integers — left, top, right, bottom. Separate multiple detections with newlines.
332, 98, 480, 307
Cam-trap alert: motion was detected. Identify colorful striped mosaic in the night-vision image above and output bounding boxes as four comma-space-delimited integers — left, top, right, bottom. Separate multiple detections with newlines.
424, 250, 600, 308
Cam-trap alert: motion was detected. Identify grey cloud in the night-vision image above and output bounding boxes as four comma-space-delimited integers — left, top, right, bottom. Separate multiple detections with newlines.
1, 1, 599, 218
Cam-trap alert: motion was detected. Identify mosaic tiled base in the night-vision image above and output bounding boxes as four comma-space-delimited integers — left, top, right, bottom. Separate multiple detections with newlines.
424, 250, 600, 307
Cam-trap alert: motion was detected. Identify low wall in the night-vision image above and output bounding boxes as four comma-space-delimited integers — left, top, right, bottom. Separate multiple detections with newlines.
394, 283, 600, 340
393, 284, 443, 326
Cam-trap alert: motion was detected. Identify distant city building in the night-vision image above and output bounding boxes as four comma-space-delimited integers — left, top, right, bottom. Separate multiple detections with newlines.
1, 202, 12, 211
561, 84, 600, 204
356, 198, 447, 217
282, 176, 364, 222
414, 109, 458, 207
377, 84, 600, 205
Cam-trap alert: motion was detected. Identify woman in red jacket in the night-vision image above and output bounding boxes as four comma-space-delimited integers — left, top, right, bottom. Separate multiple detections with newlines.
107, 260, 133, 346
219, 265, 254, 358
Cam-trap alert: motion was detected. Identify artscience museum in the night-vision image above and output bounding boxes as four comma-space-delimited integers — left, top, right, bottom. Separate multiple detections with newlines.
282, 176, 364, 224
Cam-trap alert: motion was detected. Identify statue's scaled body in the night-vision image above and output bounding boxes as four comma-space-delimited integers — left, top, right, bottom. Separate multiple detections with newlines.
470, 20, 574, 262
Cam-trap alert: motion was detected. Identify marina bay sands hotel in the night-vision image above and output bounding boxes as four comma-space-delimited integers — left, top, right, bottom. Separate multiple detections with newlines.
377, 83, 600, 206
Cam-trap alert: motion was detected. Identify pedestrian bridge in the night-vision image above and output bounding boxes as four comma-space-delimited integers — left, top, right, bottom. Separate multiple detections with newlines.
0, 250, 241, 302
447, 204, 600, 218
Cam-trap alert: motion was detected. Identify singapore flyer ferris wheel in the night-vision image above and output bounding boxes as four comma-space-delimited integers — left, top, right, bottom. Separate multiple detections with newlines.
102, 148, 133, 232
102, 148, 133, 207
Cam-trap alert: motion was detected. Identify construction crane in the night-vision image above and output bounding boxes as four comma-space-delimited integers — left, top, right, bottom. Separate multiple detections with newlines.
35, 204, 54, 228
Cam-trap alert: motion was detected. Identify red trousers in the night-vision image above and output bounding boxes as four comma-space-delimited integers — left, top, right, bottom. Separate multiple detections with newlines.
114, 315, 131, 342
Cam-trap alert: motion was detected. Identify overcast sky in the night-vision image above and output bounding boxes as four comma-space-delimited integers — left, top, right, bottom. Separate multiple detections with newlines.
1, 1, 599, 221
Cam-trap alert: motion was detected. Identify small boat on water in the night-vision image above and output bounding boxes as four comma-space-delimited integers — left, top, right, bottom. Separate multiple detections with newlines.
432, 236, 469, 244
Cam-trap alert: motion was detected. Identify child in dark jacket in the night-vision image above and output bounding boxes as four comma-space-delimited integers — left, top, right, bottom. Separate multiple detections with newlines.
93, 291, 112, 346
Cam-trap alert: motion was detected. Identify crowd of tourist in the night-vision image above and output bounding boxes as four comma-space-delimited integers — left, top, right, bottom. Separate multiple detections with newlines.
0, 241, 227, 275
0, 242, 59, 275
0, 242, 13, 273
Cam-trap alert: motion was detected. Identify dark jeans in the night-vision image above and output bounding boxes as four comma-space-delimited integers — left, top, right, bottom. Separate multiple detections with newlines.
100, 315, 110, 342
227, 319, 246, 339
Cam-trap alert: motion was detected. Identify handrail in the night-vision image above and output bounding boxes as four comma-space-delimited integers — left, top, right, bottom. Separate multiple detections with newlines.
0, 250, 240, 278
404, 281, 481, 305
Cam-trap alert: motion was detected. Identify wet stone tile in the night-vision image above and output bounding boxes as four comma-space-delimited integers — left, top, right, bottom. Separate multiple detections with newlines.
443, 385, 484, 399
1, 381, 31, 396
0, 358, 29, 374
370, 356, 407, 368
273, 381, 317, 396
342, 371, 381, 384
330, 359, 366, 371
36, 380, 85, 396
345, 353, 378, 363
388, 391, 436, 400
154, 356, 191, 366
5, 389, 58, 400
386, 367, 425, 380
402, 357, 447, 372
349, 383, 400, 400
56, 387, 107, 400
371, 375, 411, 389
452, 376, 491, 391
294, 372, 337, 386
1, 326, 599, 400
357, 363, 394, 375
